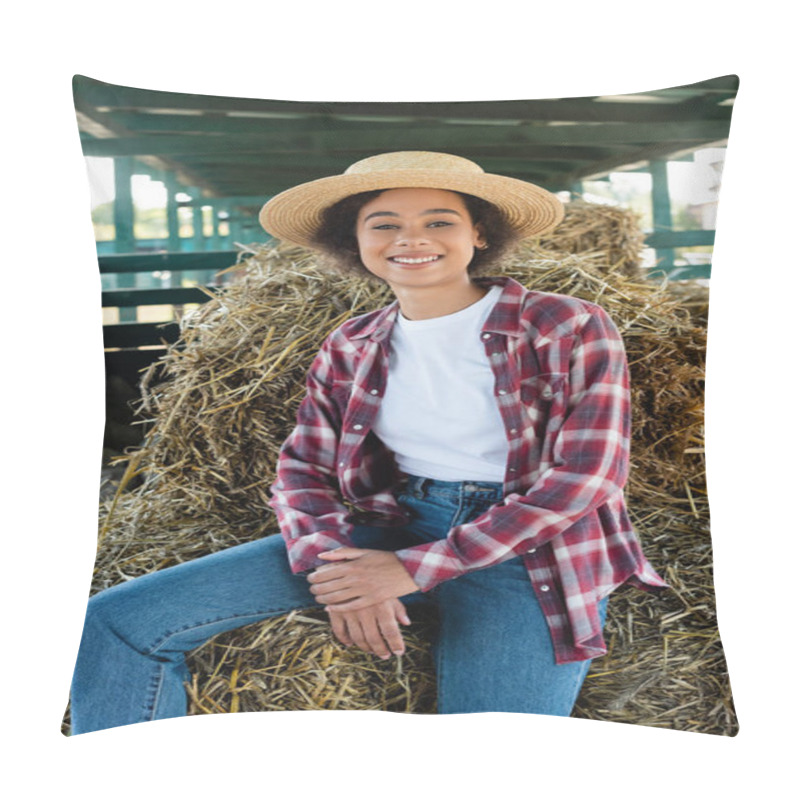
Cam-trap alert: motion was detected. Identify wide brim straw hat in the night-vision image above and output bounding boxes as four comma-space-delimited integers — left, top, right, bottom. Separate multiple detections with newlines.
259, 151, 565, 248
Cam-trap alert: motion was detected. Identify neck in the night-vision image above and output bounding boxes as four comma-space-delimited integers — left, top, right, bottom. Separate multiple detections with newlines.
393, 280, 488, 321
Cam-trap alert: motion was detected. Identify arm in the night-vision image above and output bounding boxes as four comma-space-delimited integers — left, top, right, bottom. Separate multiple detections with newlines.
268, 334, 355, 574
270, 335, 414, 658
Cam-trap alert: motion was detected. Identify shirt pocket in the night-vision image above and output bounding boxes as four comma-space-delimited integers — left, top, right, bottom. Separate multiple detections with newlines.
520, 372, 569, 438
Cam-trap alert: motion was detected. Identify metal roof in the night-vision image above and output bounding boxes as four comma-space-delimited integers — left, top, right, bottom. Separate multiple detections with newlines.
74, 74, 737, 199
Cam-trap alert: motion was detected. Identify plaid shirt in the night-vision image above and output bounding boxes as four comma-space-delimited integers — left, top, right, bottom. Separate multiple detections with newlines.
269, 275, 668, 664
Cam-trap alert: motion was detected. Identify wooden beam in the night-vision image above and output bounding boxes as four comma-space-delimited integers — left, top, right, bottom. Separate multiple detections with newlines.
565, 138, 728, 183
98, 250, 239, 274
103, 321, 180, 349
645, 230, 715, 248
79, 119, 731, 158
73, 74, 736, 124
102, 287, 211, 307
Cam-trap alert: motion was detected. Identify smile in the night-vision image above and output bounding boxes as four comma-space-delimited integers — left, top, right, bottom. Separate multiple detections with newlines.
389, 255, 442, 265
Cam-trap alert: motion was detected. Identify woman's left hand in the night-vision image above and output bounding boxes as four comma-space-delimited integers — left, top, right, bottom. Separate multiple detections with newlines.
307, 548, 420, 611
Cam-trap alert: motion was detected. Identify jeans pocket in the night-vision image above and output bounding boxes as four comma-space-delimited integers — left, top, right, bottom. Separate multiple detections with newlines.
395, 491, 416, 511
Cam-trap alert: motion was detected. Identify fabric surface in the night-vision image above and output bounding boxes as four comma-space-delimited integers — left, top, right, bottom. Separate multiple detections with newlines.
268, 275, 668, 664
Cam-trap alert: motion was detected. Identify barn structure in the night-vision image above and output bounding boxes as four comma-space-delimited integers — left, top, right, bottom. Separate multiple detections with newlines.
74, 75, 736, 369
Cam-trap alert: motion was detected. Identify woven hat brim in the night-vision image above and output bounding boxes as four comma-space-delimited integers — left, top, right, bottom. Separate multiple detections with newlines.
259, 169, 564, 248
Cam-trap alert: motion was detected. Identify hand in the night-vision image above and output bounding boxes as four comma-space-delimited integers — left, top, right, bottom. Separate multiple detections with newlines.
307, 547, 420, 611
327, 598, 411, 659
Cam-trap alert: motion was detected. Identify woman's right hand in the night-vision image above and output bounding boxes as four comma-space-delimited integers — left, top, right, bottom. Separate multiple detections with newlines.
327, 598, 411, 659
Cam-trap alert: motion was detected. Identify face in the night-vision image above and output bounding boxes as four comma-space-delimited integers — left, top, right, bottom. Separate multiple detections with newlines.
354, 188, 486, 293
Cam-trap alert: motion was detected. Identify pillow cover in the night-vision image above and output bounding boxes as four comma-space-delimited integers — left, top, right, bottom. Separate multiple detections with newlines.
64, 74, 739, 736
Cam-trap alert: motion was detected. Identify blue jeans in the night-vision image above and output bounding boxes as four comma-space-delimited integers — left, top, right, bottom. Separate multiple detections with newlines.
69, 474, 607, 734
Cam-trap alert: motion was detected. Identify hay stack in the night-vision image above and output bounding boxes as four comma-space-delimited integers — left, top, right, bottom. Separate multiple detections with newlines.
77, 200, 734, 736
539, 199, 648, 278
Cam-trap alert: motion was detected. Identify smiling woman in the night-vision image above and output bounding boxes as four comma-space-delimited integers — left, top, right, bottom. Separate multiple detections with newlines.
311, 185, 520, 281
352, 188, 488, 319
68, 150, 668, 733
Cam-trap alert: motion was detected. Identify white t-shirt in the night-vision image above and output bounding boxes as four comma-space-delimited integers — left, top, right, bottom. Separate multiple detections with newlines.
372, 285, 509, 481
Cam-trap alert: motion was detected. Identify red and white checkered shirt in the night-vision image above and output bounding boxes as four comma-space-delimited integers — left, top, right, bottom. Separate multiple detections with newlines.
269, 275, 668, 664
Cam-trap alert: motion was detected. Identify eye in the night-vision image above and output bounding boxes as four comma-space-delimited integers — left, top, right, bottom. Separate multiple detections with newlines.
427, 220, 453, 228
371, 223, 399, 230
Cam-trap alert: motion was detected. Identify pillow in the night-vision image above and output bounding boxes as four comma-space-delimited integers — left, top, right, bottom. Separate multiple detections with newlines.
64, 73, 738, 736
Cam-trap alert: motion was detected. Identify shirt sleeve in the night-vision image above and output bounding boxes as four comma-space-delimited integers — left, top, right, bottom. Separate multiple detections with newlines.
267, 335, 354, 575
393, 304, 632, 592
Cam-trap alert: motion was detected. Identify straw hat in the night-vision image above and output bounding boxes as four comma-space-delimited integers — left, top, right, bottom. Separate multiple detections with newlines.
259, 151, 564, 248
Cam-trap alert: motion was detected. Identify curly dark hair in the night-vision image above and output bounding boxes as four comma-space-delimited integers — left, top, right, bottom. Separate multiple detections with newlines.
309, 189, 521, 283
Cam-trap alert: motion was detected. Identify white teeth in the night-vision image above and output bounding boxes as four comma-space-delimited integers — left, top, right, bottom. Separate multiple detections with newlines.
391, 256, 439, 264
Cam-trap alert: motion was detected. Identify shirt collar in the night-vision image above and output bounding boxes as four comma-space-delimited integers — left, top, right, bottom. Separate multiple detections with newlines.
348, 275, 528, 342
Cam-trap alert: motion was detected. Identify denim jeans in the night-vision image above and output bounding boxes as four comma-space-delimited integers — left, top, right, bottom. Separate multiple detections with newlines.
69, 474, 607, 734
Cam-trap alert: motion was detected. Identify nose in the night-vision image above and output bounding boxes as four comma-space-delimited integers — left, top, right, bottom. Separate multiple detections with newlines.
395, 226, 432, 246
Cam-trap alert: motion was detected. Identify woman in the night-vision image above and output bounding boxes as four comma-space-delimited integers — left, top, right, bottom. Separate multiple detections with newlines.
68, 151, 666, 734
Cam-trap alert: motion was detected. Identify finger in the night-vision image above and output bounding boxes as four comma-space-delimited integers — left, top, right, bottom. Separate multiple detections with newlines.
313, 586, 365, 606
392, 599, 412, 626
376, 608, 406, 656
317, 547, 365, 561
307, 565, 349, 583
307, 574, 350, 594
356, 611, 391, 660
344, 617, 371, 655
327, 612, 353, 646
324, 595, 377, 613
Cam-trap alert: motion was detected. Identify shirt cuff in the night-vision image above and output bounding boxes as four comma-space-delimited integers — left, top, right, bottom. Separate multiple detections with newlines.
283, 531, 353, 575
393, 539, 469, 592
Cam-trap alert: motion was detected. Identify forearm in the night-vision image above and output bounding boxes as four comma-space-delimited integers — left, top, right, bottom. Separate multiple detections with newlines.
268, 339, 354, 572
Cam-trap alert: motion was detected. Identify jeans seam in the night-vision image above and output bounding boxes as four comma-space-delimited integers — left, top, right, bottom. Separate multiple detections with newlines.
143, 663, 166, 722
145, 606, 313, 655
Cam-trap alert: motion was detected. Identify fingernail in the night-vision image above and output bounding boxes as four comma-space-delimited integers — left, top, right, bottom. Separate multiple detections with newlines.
393, 650, 404, 657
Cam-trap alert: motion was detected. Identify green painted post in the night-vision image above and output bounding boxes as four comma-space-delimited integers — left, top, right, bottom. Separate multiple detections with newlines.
191, 187, 204, 253
220, 199, 232, 250
164, 173, 184, 288
570, 180, 583, 199
649, 159, 674, 275
230, 204, 243, 247
210, 202, 221, 250
113, 157, 136, 321
113, 157, 135, 253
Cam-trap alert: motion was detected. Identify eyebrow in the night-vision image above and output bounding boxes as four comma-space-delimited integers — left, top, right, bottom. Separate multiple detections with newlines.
363, 208, 463, 222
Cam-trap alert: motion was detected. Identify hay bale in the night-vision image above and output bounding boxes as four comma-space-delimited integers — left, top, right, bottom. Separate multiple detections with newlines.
539, 199, 648, 278
81, 200, 733, 735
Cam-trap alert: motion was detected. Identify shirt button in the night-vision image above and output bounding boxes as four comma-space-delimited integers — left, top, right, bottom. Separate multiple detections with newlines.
527, 547, 536, 553
482, 333, 491, 340
353, 424, 363, 431
541, 388, 553, 399
339, 462, 345, 467
498, 389, 507, 396
510, 428, 518, 434
509, 468, 517, 473
540, 584, 550, 592
370, 389, 379, 395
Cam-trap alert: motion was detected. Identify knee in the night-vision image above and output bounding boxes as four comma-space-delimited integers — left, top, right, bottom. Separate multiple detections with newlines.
81, 581, 143, 647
